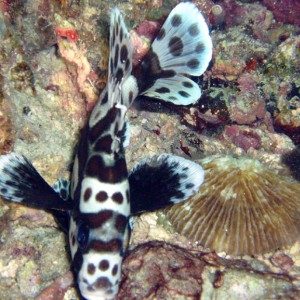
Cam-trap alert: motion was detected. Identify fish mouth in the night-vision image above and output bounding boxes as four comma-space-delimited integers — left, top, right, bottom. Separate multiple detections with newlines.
79, 280, 118, 300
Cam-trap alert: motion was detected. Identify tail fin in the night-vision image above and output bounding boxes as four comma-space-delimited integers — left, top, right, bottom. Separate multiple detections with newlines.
0, 153, 72, 211
135, 2, 212, 105
129, 154, 205, 215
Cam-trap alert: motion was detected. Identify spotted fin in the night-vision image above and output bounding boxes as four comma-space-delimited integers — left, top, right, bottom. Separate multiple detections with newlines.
0, 153, 72, 211
152, 2, 212, 76
136, 2, 212, 105
142, 75, 201, 105
89, 7, 138, 128
129, 154, 205, 214
109, 7, 133, 84
109, 7, 140, 108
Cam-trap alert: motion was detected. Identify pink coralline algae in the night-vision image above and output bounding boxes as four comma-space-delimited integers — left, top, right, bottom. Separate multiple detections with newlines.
130, 31, 151, 68
49, 69, 89, 126
229, 95, 268, 125
135, 20, 161, 41
220, 125, 262, 152
262, 0, 300, 26
56, 37, 98, 112
215, 0, 247, 27
212, 57, 246, 81
237, 73, 259, 93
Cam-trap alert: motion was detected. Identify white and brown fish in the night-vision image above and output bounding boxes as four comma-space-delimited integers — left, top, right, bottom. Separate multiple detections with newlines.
0, 3, 212, 299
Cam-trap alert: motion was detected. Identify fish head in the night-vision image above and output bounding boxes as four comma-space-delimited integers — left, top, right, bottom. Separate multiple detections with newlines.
69, 206, 130, 300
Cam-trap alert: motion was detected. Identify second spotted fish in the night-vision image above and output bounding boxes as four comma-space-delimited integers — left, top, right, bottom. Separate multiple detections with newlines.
0, 2, 212, 300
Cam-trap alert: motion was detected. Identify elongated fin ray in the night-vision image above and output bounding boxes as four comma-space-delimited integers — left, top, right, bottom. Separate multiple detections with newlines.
129, 154, 205, 214
0, 153, 72, 210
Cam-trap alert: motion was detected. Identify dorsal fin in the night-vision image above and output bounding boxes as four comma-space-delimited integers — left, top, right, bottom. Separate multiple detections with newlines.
109, 7, 132, 85
89, 7, 137, 129
109, 7, 138, 108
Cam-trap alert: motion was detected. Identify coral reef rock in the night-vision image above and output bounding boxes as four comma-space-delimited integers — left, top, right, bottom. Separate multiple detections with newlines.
118, 241, 205, 300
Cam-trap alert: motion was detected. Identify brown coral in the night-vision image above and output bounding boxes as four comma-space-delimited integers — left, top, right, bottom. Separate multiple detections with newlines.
164, 155, 300, 256
10, 62, 35, 96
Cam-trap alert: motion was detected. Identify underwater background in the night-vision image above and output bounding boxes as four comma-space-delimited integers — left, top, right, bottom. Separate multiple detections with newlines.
0, 0, 299, 299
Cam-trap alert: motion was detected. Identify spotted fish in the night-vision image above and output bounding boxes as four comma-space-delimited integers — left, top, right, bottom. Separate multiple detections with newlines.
0, 3, 211, 300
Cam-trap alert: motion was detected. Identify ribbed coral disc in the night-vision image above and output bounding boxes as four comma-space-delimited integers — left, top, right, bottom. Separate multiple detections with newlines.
164, 156, 300, 256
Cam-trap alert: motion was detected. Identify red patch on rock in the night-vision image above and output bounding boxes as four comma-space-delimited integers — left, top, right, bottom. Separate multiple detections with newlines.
55, 27, 79, 42
222, 125, 262, 152
135, 20, 161, 41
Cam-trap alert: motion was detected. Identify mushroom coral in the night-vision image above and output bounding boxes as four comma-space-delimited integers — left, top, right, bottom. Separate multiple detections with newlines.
164, 155, 300, 256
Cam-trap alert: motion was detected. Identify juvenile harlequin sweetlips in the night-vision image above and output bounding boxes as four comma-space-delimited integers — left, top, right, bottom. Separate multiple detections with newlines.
0, 3, 212, 299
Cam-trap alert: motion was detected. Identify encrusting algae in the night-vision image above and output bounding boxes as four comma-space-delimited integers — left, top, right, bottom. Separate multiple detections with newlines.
164, 155, 300, 256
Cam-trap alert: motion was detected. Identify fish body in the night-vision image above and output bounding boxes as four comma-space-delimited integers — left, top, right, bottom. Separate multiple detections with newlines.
0, 3, 212, 300
68, 9, 134, 298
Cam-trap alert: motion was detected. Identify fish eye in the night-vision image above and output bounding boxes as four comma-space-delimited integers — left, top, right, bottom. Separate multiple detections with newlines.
77, 221, 89, 250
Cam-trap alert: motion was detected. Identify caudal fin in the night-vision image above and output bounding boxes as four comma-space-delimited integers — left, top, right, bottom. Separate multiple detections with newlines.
0, 153, 72, 211
135, 2, 212, 105
129, 154, 205, 215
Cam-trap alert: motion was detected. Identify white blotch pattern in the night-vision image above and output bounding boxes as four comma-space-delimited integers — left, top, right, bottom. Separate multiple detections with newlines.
79, 177, 129, 215
79, 252, 122, 300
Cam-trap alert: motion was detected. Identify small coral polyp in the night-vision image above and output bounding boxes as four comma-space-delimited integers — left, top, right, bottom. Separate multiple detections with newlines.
164, 155, 300, 256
